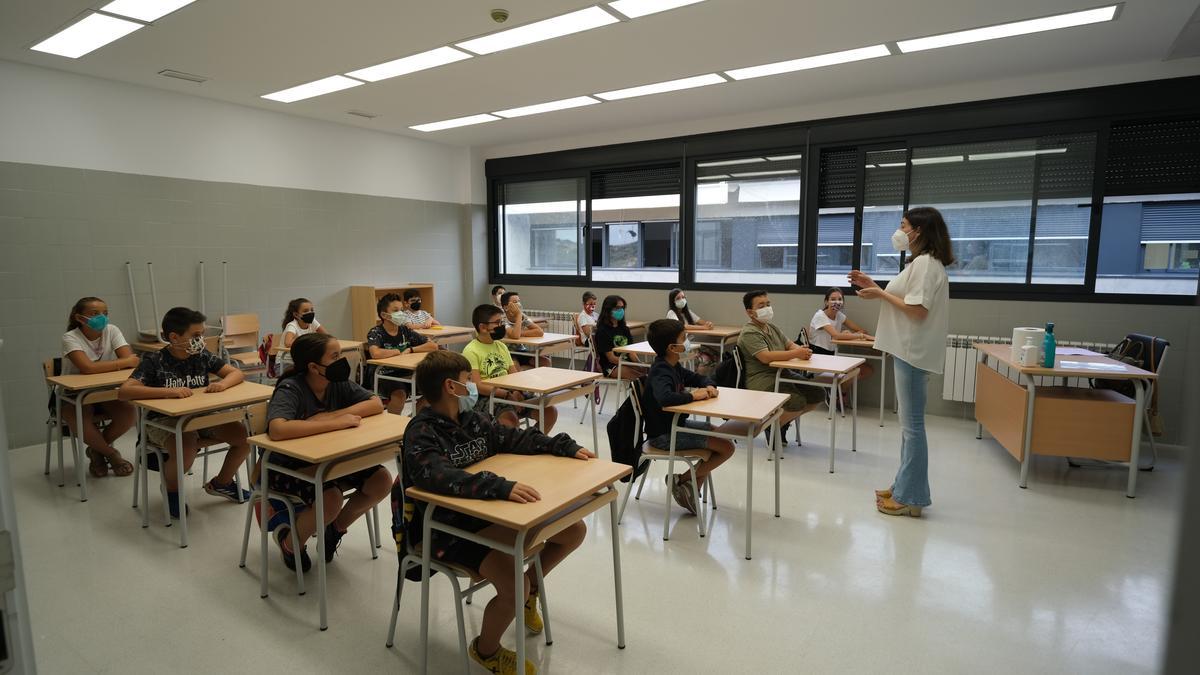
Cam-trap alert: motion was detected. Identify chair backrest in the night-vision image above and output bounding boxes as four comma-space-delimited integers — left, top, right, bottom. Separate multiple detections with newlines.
42, 358, 56, 379
204, 335, 222, 355
246, 401, 269, 435
1124, 333, 1169, 374
732, 345, 744, 387
222, 314, 260, 351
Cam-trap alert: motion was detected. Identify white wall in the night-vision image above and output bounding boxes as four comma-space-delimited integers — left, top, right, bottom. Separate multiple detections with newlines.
0, 60, 470, 204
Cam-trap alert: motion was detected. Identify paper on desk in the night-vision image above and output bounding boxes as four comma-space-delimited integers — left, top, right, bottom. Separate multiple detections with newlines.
1055, 347, 1097, 356
1058, 360, 1128, 372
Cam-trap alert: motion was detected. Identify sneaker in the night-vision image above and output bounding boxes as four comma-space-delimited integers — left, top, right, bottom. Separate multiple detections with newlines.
276, 526, 312, 573
204, 479, 251, 503
165, 491, 189, 519
469, 639, 536, 675
323, 523, 345, 564
523, 594, 543, 635
668, 475, 697, 515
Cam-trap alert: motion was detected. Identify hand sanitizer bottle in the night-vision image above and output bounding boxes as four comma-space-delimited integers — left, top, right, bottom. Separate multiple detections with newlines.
1020, 336, 1039, 366
1042, 322, 1056, 368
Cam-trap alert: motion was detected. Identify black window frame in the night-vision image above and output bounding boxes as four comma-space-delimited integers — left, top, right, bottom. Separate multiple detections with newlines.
486, 75, 1200, 305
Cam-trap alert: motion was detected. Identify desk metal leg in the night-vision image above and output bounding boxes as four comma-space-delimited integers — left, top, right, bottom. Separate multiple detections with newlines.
315, 462, 330, 630
175, 418, 189, 548
664, 417, 679, 541
1127, 380, 1146, 498
773, 414, 781, 517
514, 529, 528, 675
590, 382, 600, 459
74, 393, 88, 501
419, 506, 434, 674
55, 389, 65, 487
852, 375, 858, 452
745, 425, 754, 560
975, 351, 985, 439
259, 450, 271, 598
608, 494, 627, 649
829, 377, 839, 474
1019, 376, 1037, 489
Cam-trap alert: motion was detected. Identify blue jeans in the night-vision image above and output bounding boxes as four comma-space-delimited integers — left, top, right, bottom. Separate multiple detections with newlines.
892, 357, 932, 507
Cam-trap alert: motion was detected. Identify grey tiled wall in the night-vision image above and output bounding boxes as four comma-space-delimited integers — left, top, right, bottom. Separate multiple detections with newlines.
0, 161, 469, 448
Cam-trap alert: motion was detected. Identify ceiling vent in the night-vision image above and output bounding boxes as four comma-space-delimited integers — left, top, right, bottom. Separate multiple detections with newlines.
346, 110, 379, 119
157, 69, 207, 83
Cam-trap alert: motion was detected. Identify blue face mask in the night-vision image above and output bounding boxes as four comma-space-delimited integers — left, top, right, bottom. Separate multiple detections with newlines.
82, 314, 108, 332
612, 308, 625, 321
454, 380, 479, 413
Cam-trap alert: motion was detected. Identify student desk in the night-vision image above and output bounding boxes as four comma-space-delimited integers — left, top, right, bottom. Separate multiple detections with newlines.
132, 382, 275, 548
663, 387, 788, 560
503, 332, 577, 370
247, 412, 409, 630
625, 320, 647, 339
366, 351, 431, 414
407, 454, 630, 674
973, 343, 1157, 497
832, 337, 892, 427
131, 341, 165, 353
45, 368, 135, 501
769, 355, 865, 473
484, 367, 602, 453
686, 325, 742, 363
414, 325, 474, 346
611, 341, 656, 381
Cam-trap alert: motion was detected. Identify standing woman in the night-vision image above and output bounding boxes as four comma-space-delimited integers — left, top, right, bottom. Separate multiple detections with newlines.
849, 207, 953, 518
666, 288, 717, 374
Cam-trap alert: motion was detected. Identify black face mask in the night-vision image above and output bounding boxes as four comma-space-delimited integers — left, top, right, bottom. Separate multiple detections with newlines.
300, 312, 316, 324
490, 325, 506, 340
320, 357, 351, 383
409, 300, 422, 311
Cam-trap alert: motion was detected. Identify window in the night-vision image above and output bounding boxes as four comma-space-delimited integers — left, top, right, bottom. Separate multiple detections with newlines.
1096, 118, 1200, 296
694, 154, 802, 285
815, 148, 858, 286
590, 165, 681, 283
496, 177, 585, 277
861, 148, 908, 282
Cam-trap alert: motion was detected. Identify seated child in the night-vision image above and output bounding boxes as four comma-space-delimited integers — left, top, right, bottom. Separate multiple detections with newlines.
365, 293, 439, 414
464, 304, 557, 432
60, 296, 140, 477
278, 297, 327, 371
264, 333, 392, 571
398, 288, 440, 329
643, 319, 734, 514
118, 307, 251, 517
398, 350, 594, 675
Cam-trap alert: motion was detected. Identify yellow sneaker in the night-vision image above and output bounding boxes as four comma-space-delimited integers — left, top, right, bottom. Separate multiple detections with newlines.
523, 594, 543, 635
469, 639, 536, 675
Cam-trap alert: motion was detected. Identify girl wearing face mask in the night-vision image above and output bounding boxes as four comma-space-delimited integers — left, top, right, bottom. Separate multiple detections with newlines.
262, 333, 392, 572
808, 288, 875, 403
849, 207, 953, 518
365, 293, 438, 414
279, 298, 327, 371
59, 296, 140, 477
666, 288, 718, 374
594, 294, 643, 379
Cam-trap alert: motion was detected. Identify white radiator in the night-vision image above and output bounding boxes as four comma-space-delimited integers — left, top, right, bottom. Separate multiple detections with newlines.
942, 335, 1116, 402
523, 309, 578, 336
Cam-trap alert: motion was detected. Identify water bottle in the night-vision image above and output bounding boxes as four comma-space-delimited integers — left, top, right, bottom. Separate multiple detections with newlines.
1042, 322, 1056, 368
1020, 336, 1039, 367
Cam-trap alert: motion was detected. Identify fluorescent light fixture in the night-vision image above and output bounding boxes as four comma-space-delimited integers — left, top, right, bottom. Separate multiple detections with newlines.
262, 75, 364, 103
456, 6, 618, 55
346, 46, 472, 82
697, 174, 730, 180
897, 5, 1119, 53
607, 0, 706, 19
410, 113, 500, 132
873, 162, 907, 168
911, 155, 963, 165
731, 169, 799, 177
697, 158, 766, 167
725, 44, 890, 80
596, 73, 725, 100
101, 0, 197, 22
494, 96, 600, 118
766, 154, 804, 161
31, 13, 143, 58
968, 148, 1067, 161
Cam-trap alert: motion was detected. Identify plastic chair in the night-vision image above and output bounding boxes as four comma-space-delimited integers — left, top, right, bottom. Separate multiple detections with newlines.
578, 339, 623, 423
43, 358, 117, 498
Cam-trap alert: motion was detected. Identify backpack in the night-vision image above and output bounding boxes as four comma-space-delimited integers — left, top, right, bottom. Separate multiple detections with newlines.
712, 350, 743, 389
259, 334, 278, 378
606, 380, 647, 483
1092, 335, 1164, 436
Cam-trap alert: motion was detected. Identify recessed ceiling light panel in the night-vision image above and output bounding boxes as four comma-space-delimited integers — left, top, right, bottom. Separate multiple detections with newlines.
607, 0, 706, 19
456, 7, 618, 55
100, 0, 197, 22
346, 46, 472, 82
262, 75, 364, 103
726, 44, 891, 80
30, 13, 143, 58
494, 96, 601, 118
595, 73, 725, 100
410, 113, 501, 132
897, 5, 1119, 53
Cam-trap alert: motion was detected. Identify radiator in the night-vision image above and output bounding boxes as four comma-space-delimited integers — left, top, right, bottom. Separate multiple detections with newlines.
523, 309, 578, 337
942, 335, 1116, 402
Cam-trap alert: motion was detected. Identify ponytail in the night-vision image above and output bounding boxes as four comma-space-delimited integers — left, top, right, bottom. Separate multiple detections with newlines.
281, 297, 310, 332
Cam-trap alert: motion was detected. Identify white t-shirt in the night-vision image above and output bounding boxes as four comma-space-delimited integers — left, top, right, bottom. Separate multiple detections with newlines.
576, 311, 597, 341
808, 309, 846, 352
280, 319, 322, 366
665, 308, 703, 324
872, 254, 950, 374
61, 325, 130, 375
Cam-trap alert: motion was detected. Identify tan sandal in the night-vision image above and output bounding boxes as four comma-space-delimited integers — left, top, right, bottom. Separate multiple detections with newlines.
877, 497, 922, 517
106, 451, 134, 477
875, 488, 892, 500
85, 448, 109, 478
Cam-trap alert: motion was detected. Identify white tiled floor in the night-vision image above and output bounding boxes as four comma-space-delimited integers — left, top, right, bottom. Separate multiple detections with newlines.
11, 406, 1179, 674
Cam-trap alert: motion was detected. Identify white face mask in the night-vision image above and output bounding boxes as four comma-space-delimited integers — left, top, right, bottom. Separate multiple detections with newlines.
829, 299, 844, 311
755, 306, 774, 322
175, 335, 205, 355
671, 338, 693, 354
389, 311, 408, 326
891, 228, 911, 252
674, 297, 687, 310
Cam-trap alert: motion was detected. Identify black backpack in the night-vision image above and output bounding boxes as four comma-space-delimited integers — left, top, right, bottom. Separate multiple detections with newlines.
712, 350, 743, 389
606, 378, 649, 483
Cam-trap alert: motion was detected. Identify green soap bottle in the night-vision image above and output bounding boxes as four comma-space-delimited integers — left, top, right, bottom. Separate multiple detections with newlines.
1042, 322, 1056, 368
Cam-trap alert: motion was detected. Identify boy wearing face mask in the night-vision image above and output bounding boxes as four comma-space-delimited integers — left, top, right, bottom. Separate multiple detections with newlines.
463, 305, 558, 432
263, 333, 391, 571
365, 293, 439, 414
500, 290, 549, 369
736, 291, 825, 431
399, 288, 440, 329
119, 306, 251, 516
397, 350, 592, 675
643, 319, 734, 515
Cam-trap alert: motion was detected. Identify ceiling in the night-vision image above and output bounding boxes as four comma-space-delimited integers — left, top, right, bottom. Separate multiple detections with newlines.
2, 0, 1199, 150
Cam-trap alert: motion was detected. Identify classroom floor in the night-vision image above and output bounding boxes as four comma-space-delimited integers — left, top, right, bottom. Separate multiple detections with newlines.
10, 405, 1180, 674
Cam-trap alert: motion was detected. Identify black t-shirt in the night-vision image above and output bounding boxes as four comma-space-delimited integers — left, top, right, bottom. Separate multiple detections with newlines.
266, 376, 375, 468
593, 322, 632, 376
365, 324, 429, 380
130, 348, 227, 418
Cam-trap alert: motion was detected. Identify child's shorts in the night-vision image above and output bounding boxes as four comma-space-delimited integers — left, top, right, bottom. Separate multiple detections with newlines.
266, 464, 384, 505
648, 419, 713, 451
145, 424, 219, 450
